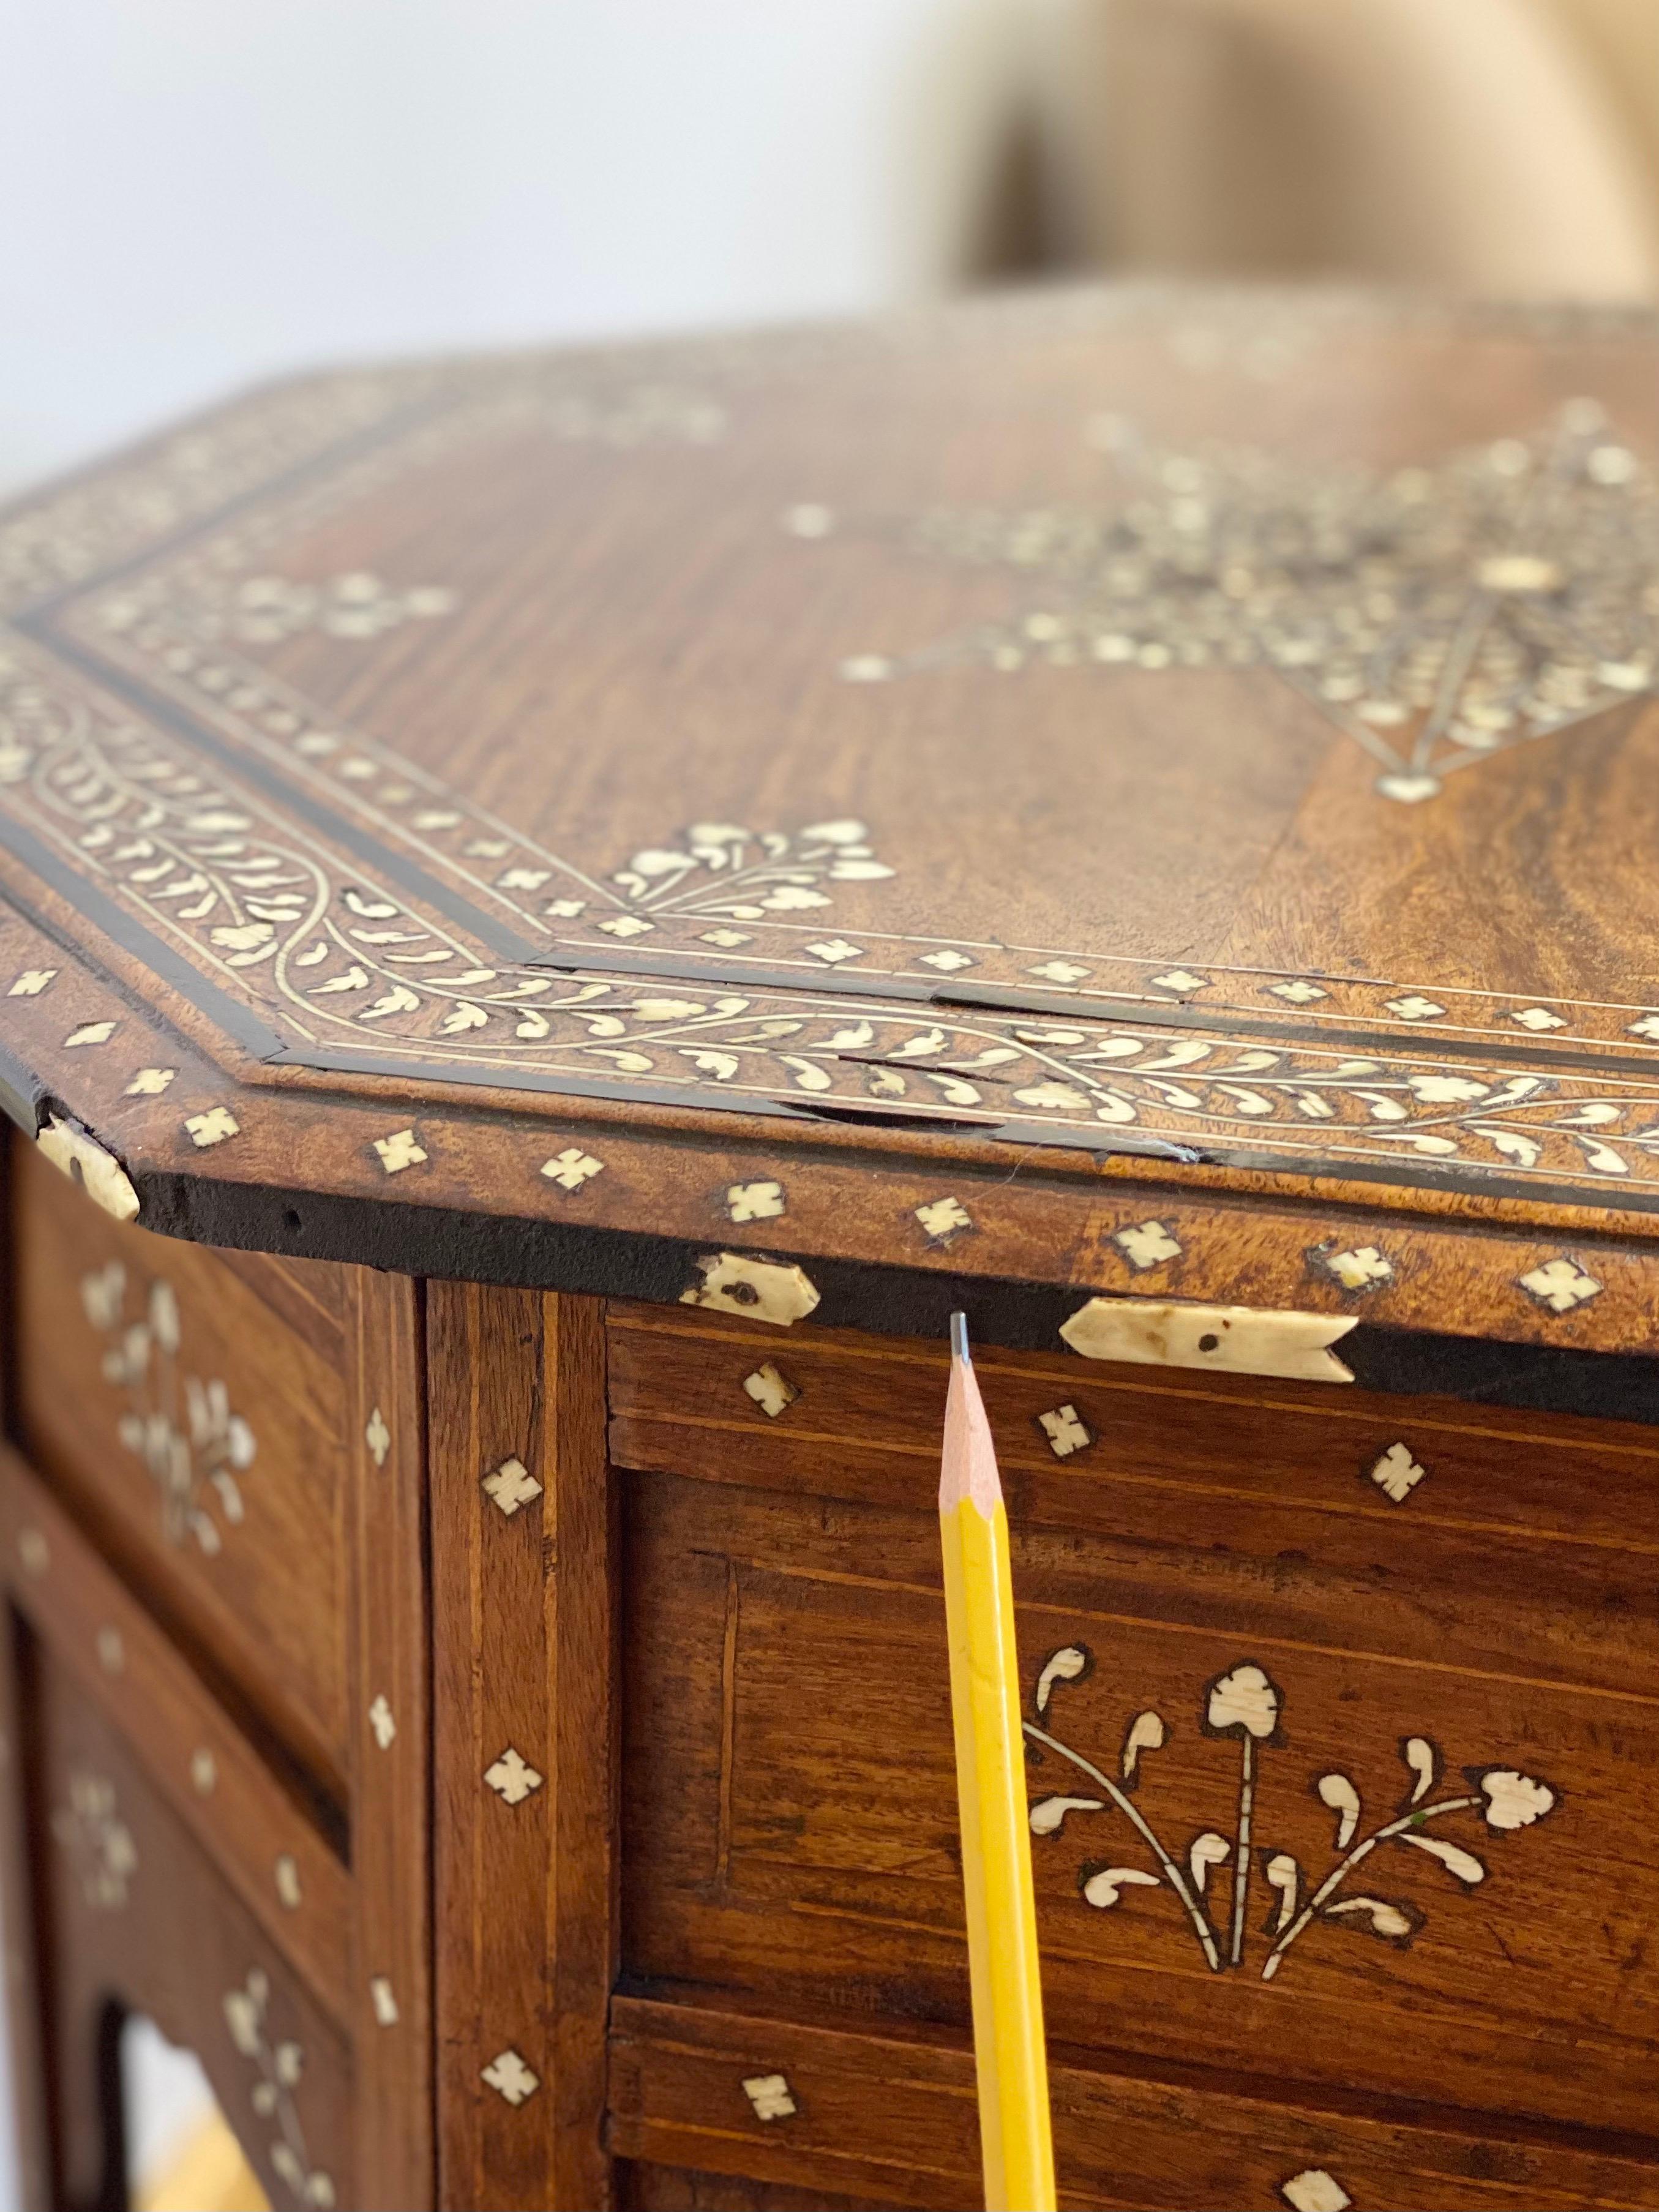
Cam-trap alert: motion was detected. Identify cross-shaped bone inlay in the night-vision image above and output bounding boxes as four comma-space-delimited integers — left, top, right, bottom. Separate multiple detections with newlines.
743, 1364, 799, 1419
1369, 1442, 1427, 1502
484, 1748, 544, 1805
482, 1457, 543, 1516
741, 2074, 798, 2122
1038, 1405, 1092, 1458
184, 1106, 239, 1149
1518, 1256, 1603, 1312
373, 1128, 425, 1173
1113, 1219, 1181, 1270
915, 1196, 972, 1242
541, 1147, 604, 1191
481, 2049, 540, 2105
1320, 1244, 1393, 1291
727, 1180, 785, 1223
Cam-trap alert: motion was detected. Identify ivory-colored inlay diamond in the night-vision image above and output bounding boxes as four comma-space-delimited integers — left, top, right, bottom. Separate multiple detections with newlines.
1518, 1256, 1603, 1312
274, 1853, 302, 1910
1267, 979, 1327, 1003
1113, 1219, 1181, 1270
481, 2049, 540, 2104
1369, 1443, 1426, 1503
541, 1147, 603, 1191
482, 1456, 542, 1516
66, 1021, 118, 1048
368, 1696, 397, 1750
1038, 1405, 1092, 1458
727, 1179, 785, 1223
1320, 1244, 1393, 1291
370, 1977, 399, 2026
742, 2073, 798, 2122
915, 1196, 972, 1242
364, 1408, 391, 1467
743, 1363, 799, 1419
1282, 2172, 1351, 2212
484, 1747, 544, 1805
184, 1106, 239, 1148
373, 1127, 425, 1174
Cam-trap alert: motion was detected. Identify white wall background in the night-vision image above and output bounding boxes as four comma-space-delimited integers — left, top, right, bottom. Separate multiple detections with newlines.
1, 0, 1058, 498
0, 5, 1050, 2203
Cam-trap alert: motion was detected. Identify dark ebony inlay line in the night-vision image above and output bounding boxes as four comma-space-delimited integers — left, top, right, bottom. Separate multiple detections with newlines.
934, 980, 1659, 1079
0, 815, 288, 1060
27, 621, 551, 967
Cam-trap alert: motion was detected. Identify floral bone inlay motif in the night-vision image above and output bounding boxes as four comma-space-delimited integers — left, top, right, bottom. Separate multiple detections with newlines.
51, 1770, 137, 1909
1024, 1644, 1557, 1981
822, 402, 1659, 804
223, 1968, 335, 2207
81, 1262, 256, 1553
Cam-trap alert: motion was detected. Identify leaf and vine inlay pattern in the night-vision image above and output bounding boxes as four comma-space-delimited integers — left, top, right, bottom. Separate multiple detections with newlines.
1026, 1646, 1557, 1980
12, 637, 1659, 1193
80, 1258, 256, 1555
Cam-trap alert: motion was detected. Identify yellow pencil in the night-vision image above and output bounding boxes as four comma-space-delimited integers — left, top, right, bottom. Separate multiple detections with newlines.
940, 1311, 1056, 2212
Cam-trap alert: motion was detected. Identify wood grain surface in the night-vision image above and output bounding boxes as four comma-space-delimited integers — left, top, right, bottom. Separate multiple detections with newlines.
612, 1299, 1659, 2148
429, 1281, 616, 2211
4, 290, 1659, 1353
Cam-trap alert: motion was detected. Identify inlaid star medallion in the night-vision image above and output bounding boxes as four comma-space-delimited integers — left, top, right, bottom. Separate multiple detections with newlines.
831, 401, 1659, 803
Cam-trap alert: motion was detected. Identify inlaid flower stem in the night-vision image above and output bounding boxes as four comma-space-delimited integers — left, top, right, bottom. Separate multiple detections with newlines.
1230, 1733, 1255, 1968
1024, 1722, 1221, 1971
1260, 1796, 1481, 1981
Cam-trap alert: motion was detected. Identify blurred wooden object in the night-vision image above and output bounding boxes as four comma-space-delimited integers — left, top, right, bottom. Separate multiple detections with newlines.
136, 2112, 268, 2212
1052, 0, 1659, 297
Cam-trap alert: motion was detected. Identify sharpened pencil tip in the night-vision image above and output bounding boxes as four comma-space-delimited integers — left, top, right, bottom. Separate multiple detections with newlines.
949, 1311, 971, 1363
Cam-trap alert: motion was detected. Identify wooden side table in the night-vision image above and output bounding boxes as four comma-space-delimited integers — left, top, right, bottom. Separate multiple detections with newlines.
4, 286, 1659, 2211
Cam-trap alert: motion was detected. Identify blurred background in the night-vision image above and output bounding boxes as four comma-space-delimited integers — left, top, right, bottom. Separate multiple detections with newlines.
4, 1, 1659, 2203
6, 0, 1659, 506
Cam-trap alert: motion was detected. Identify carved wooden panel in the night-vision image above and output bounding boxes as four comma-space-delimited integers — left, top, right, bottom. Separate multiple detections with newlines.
12, 1137, 353, 1785
612, 1307, 1659, 2150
